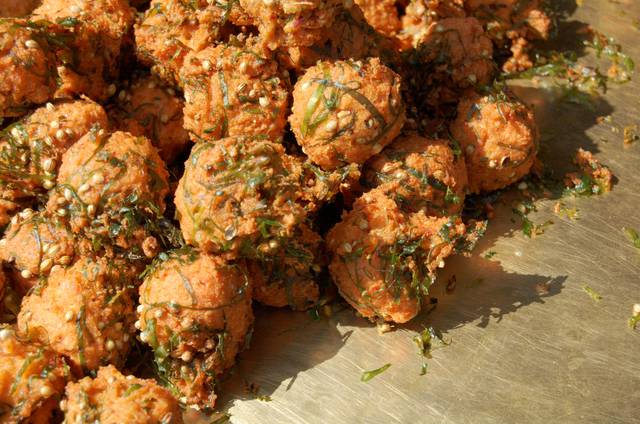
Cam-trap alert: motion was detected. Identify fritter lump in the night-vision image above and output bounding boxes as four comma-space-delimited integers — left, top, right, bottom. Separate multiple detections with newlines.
277, 5, 401, 73
180, 37, 289, 142
175, 138, 313, 256
0, 99, 109, 209
0, 19, 57, 118
450, 90, 538, 193
412, 17, 494, 88
239, 0, 342, 50
249, 224, 322, 311
327, 189, 466, 323
398, 0, 465, 49
0, 211, 77, 295
0, 0, 42, 18
0, 326, 69, 423
32, 0, 135, 101
564, 148, 614, 195
46, 130, 169, 253
135, 0, 251, 86
138, 250, 253, 408
62, 365, 183, 424
352, 0, 402, 37
109, 75, 190, 164
17, 257, 136, 373
290, 58, 405, 170
364, 134, 467, 216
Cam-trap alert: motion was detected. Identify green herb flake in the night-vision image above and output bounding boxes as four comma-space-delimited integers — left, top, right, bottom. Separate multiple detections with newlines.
123, 384, 142, 397
484, 251, 497, 259
413, 327, 450, 376
582, 285, 602, 302
623, 227, 640, 249
629, 314, 640, 330
360, 363, 391, 382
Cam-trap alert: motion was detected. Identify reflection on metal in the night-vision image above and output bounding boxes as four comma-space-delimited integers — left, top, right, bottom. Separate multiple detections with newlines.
194, 1, 640, 422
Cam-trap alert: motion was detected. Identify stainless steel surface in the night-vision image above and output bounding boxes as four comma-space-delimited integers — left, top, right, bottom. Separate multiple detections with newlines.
214, 2, 640, 423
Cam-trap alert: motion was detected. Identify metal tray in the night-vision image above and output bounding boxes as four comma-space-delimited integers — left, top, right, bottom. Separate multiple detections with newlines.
199, 2, 640, 422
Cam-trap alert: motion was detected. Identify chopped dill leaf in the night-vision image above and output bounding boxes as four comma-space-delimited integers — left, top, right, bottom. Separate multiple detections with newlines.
360, 363, 391, 382
413, 327, 450, 376
484, 251, 497, 259
623, 227, 640, 249
629, 315, 640, 330
582, 285, 602, 302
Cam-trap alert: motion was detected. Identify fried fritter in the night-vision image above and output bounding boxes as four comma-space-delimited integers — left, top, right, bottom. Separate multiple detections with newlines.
290, 58, 405, 170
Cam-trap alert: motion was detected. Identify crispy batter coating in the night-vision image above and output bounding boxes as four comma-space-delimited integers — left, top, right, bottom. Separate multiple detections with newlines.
0, 99, 109, 208
248, 224, 322, 311
0, 326, 68, 423
135, 0, 250, 85
564, 148, 614, 195
290, 58, 405, 170
175, 138, 314, 256
32, 0, 135, 101
46, 131, 169, 252
17, 257, 136, 373
0, 19, 58, 118
364, 134, 467, 216
450, 89, 538, 193
109, 75, 190, 164
138, 249, 253, 408
62, 365, 183, 424
353, 0, 402, 37
180, 37, 289, 142
0, 211, 78, 295
0, 1, 41, 18
398, 0, 465, 48
327, 189, 466, 323
413, 17, 494, 88
239, 0, 342, 50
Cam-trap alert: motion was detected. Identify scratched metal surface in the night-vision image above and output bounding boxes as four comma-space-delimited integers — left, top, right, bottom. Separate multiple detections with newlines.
205, 2, 640, 423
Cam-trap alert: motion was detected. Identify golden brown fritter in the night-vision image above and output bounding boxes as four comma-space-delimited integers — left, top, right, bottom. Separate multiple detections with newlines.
0, 0, 42, 18
450, 89, 538, 193
353, 0, 402, 37
0, 19, 58, 118
137, 249, 253, 408
0, 326, 69, 423
109, 75, 190, 164
413, 17, 495, 88
398, 0, 465, 49
32, 0, 135, 102
0, 210, 77, 295
326, 189, 466, 323
0, 99, 109, 211
180, 36, 289, 142
290, 58, 405, 170
239, 0, 342, 50
62, 365, 183, 424
364, 134, 468, 216
135, 0, 250, 86
17, 257, 137, 374
175, 137, 313, 256
248, 224, 322, 311
45, 130, 169, 253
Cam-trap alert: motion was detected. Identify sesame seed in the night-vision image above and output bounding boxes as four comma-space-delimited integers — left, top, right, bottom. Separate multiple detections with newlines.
55, 129, 65, 140
65, 311, 74, 322
468, 74, 477, 83
43, 180, 55, 189
126, 375, 135, 380
39, 385, 53, 397
58, 255, 71, 265
25, 39, 38, 49
0, 329, 12, 341
78, 183, 90, 193
438, 260, 445, 268
518, 182, 528, 190
64, 128, 74, 136
633, 304, 640, 316
106, 339, 115, 351
87, 204, 96, 217
139, 331, 149, 343
488, 160, 497, 169
268, 239, 279, 250
63, 188, 73, 201
50, 121, 59, 129
154, 309, 163, 318
39, 258, 52, 272
202, 60, 212, 71
239, 61, 248, 73
47, 244, 60, 256
181, 365, 189, 374
20, 269, 32, 279
181, 351, 193, 362
19, 208, 33, 219
259, 97, 269, 107
98, 321, 106, 330
514, 250, 523, 257
44, 136, 53, 146
358, 220, 368, 230
337, 110, 351, 119
56, 208, 67, 217
166, 88, 175, 96
325, 120, 338, 132
59, 400, 67, 410
91, 173, 104, 184
134, 320, 141, 329
69, 5, 81, 14
118, 90, 127, 101
343, 242, 352, 253
136, 304, 145, 314
357, 137, 368, 144
301, 81, 311, 90
160, 114, 169, 124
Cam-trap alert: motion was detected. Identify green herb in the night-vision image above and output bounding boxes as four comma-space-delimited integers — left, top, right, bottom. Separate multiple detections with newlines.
360, 363, 391, 382
582, 285, 602, 302
413, 327, 450, 375
629, 315, 640, 330
484, 251, 497, 259
123, 384, 142, 397
623, 227, 640, 249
